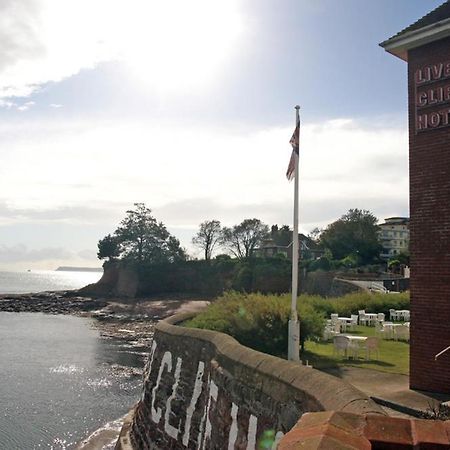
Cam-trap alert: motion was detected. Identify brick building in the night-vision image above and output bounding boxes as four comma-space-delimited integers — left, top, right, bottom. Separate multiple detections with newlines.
381, 1, 450, 393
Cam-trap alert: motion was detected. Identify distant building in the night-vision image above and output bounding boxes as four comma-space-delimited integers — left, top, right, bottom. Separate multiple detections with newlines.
378, 217, 409, 259
253, 234, 324, 260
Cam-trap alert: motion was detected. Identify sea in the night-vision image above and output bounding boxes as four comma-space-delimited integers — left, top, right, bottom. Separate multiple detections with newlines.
0, 270, 146, 450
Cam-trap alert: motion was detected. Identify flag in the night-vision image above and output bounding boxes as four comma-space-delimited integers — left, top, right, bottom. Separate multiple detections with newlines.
286, 116, 300, 181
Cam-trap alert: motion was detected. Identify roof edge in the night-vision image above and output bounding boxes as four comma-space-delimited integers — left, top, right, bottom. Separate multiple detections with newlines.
380, 17, 450, 61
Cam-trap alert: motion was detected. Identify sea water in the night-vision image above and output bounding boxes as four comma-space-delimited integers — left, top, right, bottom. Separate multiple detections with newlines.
0, 271, 145, 449
0, 270, 102, 294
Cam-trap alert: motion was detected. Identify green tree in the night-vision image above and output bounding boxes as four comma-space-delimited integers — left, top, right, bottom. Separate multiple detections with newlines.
222, 218, 269, 258
192, 220, 222, 260
98, 203, 186, 264
270, 224, 292, 246
97, 234, 121, 261
319, 209, 381, 264
307, 227, 322, 243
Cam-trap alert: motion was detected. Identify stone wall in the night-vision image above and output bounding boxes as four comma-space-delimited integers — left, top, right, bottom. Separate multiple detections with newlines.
124, 313, 383, 449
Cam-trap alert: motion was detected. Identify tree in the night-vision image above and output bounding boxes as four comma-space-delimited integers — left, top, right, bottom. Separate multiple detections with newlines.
319, 209, 381, 264
97, 203, 186, 264
97, 234, 121, 261
192, 220, 222, 260
307, 227, 322, 244
270, 225, 292, 246
222, 218, 269, 258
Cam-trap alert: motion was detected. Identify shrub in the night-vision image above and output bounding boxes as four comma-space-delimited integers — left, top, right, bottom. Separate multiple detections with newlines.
185, 291, 326, 357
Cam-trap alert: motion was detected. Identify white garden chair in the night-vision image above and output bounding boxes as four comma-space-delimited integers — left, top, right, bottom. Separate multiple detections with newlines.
365, 336, 380, 360
395, 324, 410, 342
323, 322, 340, 340
333, 335, 349, 358
375, 320, 387, 339
389, 309, 399, 321
349, 314, 358, 331
347, 338, 362, 359
358, 310, 368, 326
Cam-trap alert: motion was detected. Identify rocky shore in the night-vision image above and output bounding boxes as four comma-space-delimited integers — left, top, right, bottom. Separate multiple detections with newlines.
0, 290, 209, 350
0, 291, 108, 314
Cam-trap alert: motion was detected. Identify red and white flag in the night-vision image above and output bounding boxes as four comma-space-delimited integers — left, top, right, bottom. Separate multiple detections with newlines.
286, 116, 300, 181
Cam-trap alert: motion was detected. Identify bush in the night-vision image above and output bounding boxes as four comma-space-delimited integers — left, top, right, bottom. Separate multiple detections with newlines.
185, 291, 326, 357
297, 291, 409, 320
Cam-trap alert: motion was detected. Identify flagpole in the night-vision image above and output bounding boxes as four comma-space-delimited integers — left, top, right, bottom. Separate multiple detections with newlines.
288, 105, 301, 362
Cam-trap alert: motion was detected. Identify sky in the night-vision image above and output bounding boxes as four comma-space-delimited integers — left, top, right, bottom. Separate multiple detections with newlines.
0, 0, 444, 270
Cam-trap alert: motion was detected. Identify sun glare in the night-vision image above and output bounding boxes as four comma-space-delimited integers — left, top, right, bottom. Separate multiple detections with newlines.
116, 0, 244, 92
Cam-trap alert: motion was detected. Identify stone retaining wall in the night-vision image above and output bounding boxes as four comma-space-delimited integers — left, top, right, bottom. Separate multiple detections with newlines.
124, 313, 383, 449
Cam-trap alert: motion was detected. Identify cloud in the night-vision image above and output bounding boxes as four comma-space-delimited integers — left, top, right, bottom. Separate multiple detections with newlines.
0, 244, 72, 263
0, 117, 408, 227
17, 101, 35, 111
0, 0, 244, 99
77, 249, 97, 260
0, 201, 127, 226
0, 116, 409, 263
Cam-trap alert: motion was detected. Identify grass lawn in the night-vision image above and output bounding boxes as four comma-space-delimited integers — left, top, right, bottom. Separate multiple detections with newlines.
303, 325, 410, 375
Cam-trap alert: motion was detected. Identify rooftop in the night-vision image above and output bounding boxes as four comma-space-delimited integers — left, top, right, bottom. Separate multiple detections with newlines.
380, 217, 409, 226
380, 1, 450, 61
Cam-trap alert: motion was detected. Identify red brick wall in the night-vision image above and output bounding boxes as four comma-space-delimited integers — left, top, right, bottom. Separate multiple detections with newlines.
277, 411, 450, 449
408, 36, 450, 393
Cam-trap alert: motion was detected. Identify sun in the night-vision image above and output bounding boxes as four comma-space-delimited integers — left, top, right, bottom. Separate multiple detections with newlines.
116, 0, 245, 93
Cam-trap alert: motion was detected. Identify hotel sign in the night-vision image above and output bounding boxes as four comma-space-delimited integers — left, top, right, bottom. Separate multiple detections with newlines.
415, 61, 450, 132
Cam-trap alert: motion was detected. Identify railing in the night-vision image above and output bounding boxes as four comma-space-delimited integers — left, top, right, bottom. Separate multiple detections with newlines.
435, 345, 450, 360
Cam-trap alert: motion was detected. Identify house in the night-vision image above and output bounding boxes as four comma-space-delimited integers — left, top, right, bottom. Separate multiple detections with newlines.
378, 217, 409, 259
253, 234, 324, 260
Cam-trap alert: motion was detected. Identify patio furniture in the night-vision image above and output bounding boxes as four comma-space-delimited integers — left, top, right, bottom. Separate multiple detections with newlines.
334, 321, 341, 334
333, 335, 349, 357
350, 314, 358, 331
341, 335, 367, 359
375, 320, 388, 339
323, 325, 333, 340
338, 317, 353, 332
364, 313, 378, 326
395, 324, 410, 342
389, 309, 399, 321
358, 310, 367, 326
364, 336, 380, 360
377, 313, 385, 322
381, 322, 400, 340
323, 321, 341, 340
397, 310, 410, 321
322, 321, 341, 341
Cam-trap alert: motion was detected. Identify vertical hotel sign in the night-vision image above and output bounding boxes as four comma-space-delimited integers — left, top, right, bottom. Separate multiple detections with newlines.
415, 61, 450, 132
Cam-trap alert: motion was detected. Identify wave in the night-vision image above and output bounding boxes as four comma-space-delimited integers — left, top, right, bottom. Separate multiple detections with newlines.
74, 415, 126, 450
